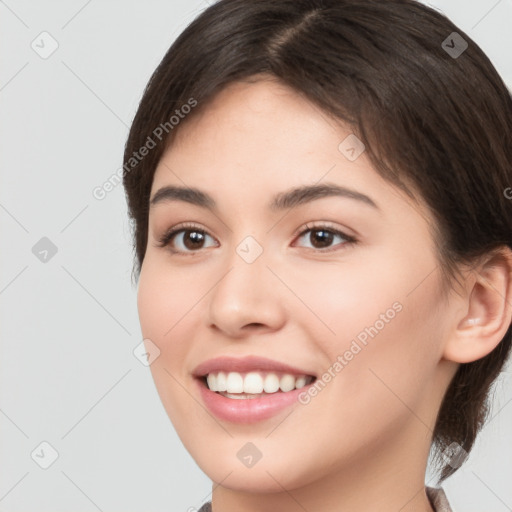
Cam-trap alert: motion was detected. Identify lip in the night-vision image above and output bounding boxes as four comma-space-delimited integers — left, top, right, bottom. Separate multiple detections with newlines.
192, 355, 316, 378
194, 376, 315, 424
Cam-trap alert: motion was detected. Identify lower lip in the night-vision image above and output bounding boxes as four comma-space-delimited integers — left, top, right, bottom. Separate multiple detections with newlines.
195, 377, 313, 424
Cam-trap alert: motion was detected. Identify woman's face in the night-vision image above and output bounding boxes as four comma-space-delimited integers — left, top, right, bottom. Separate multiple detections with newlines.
137, 78, 459, 493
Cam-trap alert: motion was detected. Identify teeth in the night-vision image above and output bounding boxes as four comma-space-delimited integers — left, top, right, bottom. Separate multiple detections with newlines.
217, 371, 227, 391
279, 374, 296, 392
244, 372, 264, 394
206, 373, 217, 392
205, 371, 313, 393
295, 376, 307, 389
226, 372, 244, 393
263, 373, 280, 393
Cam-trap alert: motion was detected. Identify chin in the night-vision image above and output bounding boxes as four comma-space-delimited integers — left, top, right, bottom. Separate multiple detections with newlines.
194, 451, 314, 494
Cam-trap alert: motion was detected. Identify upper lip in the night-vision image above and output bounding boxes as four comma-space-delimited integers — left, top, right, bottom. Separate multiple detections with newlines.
192, 355, 316, 378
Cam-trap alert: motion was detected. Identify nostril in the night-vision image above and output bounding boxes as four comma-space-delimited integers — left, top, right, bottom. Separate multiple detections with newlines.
245, 323, 265, 329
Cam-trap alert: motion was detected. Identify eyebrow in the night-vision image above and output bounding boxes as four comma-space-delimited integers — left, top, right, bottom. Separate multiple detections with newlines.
149, 182, 379, 212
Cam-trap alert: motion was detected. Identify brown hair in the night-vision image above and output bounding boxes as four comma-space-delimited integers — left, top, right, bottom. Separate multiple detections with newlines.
123, 0, 512, 482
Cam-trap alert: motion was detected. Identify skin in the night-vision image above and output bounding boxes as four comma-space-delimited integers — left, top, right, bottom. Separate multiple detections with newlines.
137, 77, 512, 512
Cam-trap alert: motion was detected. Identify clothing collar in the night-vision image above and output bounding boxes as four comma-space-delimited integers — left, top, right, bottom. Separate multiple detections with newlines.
198, 486, 453, 511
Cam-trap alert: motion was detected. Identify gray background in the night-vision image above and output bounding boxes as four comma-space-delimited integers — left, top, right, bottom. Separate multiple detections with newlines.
1, 1, 511, 511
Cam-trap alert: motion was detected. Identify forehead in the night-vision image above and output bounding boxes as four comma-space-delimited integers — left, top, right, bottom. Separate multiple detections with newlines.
156, 80, 362, 183
151, 78, 426, 221
171, 78, 342, 154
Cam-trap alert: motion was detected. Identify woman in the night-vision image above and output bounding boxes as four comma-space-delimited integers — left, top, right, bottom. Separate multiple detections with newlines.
122, 1, 512, 510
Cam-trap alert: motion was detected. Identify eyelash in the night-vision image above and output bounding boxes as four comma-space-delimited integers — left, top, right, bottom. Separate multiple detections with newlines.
156, 221, 358, 255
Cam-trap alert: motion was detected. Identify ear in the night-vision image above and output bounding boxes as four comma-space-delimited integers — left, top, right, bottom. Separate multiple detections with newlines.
443, 247, 512, 364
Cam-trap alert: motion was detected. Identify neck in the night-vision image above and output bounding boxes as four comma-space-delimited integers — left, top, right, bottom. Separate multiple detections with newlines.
210, 416, 436, 512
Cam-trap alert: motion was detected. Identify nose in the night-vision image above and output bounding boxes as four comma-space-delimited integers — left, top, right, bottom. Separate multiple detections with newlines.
205, 247, 287, 339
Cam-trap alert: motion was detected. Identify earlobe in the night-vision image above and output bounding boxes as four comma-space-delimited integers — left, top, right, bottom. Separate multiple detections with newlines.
443, 248, 512, 364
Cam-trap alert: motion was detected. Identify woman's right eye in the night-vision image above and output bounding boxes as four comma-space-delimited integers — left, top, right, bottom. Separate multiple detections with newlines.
157, 224, 218, 255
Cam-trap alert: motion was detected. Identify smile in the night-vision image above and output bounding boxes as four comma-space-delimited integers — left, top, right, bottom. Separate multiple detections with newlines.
195, 376, 318, 423
205, 371, 314, 397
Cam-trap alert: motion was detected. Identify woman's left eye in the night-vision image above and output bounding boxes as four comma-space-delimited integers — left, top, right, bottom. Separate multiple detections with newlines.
293, 223, 357, 251
157, 222, 357, 254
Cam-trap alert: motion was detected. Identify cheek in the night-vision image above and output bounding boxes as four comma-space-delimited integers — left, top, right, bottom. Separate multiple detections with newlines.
136, 259, 206, 426
137, 264, 168, 339
136, 258, 199, 402
137, 258, 200, 342
277, 251, 408, 353
288, 248, 445, 417
279, 286, 445, 482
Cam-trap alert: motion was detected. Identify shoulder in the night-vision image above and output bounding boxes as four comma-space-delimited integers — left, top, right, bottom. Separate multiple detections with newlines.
426, 486, 454, 512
